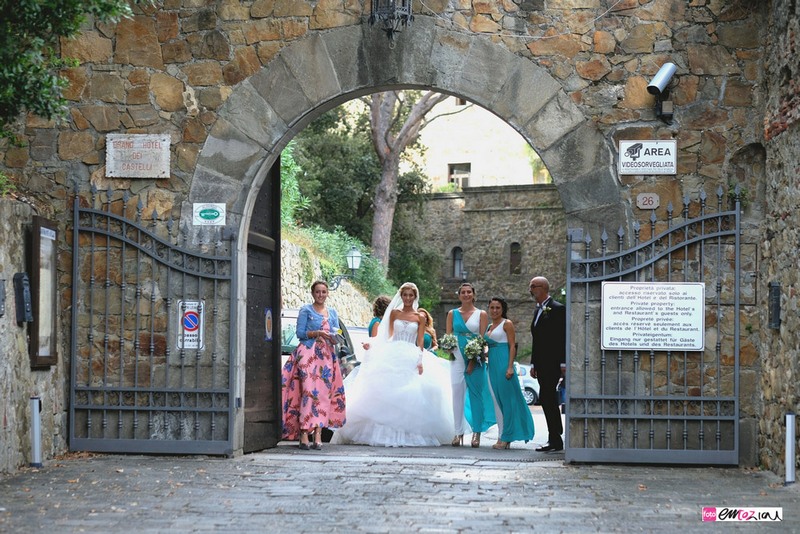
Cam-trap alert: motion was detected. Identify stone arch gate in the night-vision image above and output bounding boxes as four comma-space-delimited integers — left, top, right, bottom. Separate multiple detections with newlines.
210, 18, 627, 453
70, 17, 628, 455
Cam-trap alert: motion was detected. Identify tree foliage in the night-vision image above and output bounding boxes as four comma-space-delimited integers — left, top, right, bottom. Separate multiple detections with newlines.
291, 96, 443, 308
279, 141, 310, 226
0, 0, 149, 140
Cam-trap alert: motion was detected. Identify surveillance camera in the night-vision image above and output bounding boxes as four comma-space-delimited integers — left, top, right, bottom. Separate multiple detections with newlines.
647, 63, 677, 95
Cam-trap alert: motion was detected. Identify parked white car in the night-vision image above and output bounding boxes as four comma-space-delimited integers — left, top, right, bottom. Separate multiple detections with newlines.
514, 362, 540, 405
347, 326, 370, 361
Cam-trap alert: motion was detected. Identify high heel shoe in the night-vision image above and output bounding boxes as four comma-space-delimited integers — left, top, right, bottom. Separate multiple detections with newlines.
451, 434, 464, 447
471, 433, 481, 448
311, 428, 322, 450
492, 441, 510, 450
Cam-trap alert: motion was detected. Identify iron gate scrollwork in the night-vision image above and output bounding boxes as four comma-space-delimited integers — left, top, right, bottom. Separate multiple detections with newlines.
565, 188, 741, 464
70, 188, 237, 455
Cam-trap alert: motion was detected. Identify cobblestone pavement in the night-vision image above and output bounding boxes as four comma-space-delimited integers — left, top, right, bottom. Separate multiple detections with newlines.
1, 442, 797, 533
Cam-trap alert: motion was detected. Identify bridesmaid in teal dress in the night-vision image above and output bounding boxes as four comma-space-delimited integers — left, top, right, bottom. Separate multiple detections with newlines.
485, 297, 534, 449
446, 282, 496, 447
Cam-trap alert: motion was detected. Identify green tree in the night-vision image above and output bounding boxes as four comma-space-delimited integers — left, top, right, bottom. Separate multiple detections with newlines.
366, 91, 449, 269
291, 97, 443, 308
279, 141, 310, 226
0, 0, 150, 140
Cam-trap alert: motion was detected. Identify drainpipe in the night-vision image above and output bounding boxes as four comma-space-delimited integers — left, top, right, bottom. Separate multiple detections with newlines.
30, 395, 42, 468
787, 412, 796, 486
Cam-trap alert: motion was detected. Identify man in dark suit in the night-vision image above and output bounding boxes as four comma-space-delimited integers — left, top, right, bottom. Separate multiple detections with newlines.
529, 276, 566, 452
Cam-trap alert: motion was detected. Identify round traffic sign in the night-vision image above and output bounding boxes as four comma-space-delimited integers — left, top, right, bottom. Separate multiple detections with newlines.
183, 310, 200, 332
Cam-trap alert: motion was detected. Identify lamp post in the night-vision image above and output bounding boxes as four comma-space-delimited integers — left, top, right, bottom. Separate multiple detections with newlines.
330, 246, 363, 290
369, 0, 413, 47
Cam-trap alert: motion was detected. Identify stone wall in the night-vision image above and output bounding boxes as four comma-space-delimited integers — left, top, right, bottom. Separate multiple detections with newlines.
280, 239, 372, 327
759, 0, 800, 475
414, 185, 566, 354
0, 199, 67, 474
0, 0, 795, 471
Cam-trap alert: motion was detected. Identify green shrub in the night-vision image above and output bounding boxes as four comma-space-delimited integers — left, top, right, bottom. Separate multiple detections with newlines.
0, 172, 16, 197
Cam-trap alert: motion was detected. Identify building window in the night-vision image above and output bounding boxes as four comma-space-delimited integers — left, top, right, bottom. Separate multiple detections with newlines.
509, 242, 522, 275
452, 247, 464, 278
448, 163, 471, 188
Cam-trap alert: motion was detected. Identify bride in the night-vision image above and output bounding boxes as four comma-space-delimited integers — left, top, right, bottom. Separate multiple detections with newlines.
331, 282, 454, 447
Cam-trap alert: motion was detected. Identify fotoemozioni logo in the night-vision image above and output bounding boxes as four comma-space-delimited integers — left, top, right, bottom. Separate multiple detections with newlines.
702, 507, 782, 522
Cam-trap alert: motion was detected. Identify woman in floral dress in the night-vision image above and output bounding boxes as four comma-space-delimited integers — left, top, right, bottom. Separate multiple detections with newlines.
281, 280, 346, 450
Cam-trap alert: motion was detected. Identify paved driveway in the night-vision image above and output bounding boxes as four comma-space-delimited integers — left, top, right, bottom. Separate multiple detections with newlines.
1, 442, 796, 533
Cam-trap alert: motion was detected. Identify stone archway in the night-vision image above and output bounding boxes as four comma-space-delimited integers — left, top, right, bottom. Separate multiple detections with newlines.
190, 16, 626, 232
188, 16, 628, 450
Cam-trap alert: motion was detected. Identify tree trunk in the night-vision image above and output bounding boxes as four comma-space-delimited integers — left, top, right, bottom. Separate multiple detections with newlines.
367, 91, 451, 271
371, 159, 399, 269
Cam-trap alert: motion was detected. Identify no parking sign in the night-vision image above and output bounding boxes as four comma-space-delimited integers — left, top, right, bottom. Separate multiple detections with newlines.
177, 300, 205, 350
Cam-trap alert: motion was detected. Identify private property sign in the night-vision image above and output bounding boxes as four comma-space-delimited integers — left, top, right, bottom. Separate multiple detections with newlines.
618, 140, 677, 175
601, 282, 705, 351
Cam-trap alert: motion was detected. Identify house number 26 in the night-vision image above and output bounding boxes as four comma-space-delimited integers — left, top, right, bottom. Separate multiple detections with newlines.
636, 193, 660, 210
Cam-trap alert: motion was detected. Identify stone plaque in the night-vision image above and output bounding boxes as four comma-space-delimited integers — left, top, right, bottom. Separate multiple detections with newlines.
636, 192, 660, 210
601, 281, 705, 351
106, 134, 170, 178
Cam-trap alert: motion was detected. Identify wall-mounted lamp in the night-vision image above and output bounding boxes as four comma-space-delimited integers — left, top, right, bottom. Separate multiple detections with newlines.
647, 62, 677, 123
768, 281, 781, 329
461, 270, 468, 282
329, 246, 363, 290
369, 0, 413, 47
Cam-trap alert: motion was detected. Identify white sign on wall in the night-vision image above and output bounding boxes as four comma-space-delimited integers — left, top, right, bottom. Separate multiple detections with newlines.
619, 140, 677, 175
601, 282, 705, 351
106, 134, 171, 178
177, 300, 205, 350
192, 203, 226, 226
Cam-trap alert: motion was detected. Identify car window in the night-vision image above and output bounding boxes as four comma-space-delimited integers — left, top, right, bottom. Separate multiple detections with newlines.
281, 321, 299, 354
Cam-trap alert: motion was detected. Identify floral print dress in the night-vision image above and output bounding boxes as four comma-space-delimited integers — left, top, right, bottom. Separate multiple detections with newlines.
281, 317, 346, 440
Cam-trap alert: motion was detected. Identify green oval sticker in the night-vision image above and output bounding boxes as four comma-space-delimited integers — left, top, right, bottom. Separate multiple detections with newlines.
199, 208, 220, 220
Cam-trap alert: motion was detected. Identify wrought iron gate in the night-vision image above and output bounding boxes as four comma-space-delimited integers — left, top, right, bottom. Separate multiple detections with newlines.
70, 188, 237, 455
565, 189, 741, 464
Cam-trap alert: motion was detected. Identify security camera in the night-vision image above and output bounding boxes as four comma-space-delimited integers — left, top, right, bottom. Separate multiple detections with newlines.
647, 63, 677, 95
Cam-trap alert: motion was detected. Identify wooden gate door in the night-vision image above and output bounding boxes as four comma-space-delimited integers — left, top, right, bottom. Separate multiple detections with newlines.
244, 160, 282, 452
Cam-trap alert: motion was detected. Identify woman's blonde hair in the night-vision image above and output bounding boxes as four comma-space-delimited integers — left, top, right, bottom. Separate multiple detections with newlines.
399, 281, 419, 299
417, 308, 439, 345
418, 308, 437, 339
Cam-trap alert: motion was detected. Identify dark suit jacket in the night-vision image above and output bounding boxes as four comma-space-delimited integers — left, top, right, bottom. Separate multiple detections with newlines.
530, 298, 566, 382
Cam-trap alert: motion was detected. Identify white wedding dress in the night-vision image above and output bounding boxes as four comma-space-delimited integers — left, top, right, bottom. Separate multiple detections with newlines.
331, 319, 455, 447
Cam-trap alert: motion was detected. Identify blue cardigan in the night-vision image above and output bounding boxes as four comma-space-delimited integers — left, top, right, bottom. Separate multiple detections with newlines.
296, 304, 340, 348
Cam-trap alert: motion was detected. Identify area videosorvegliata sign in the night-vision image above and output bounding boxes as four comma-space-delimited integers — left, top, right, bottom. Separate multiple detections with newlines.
618, 140, 677, 175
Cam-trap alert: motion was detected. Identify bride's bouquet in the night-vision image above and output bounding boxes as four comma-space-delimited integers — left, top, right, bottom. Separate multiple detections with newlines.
464, 336, 487, 361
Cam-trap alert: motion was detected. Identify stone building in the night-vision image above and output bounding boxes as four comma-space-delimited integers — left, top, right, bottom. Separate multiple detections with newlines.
414, 185, 566, 356
0, 1, 797, 475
